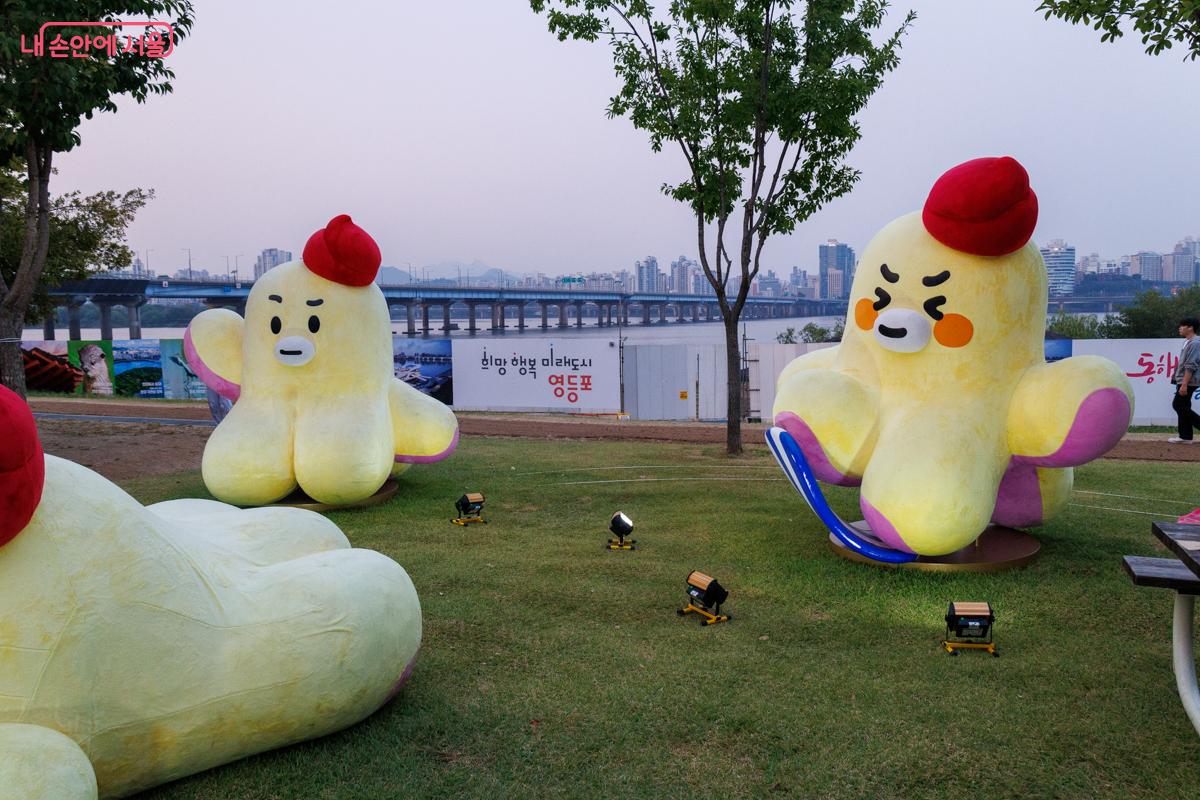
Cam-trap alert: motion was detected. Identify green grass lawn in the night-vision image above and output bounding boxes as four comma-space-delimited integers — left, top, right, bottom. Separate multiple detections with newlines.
122, 437, 1200, 799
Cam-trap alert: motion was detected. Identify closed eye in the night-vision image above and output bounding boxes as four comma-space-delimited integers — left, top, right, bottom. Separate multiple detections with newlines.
923, 295, 947, 320
923, 270, 951, 287
872, 287, 891, 311
880, 263, 899, 283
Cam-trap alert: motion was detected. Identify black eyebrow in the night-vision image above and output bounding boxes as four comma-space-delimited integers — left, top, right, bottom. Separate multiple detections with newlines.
922, 270, 951, 287
880, 263, 899, 283
306, 299, 324, 307
923, 295, 947, 320
268, 294, 283, 303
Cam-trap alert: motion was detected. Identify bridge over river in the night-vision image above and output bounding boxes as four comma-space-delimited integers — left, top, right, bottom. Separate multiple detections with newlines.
42, 277, 850, 340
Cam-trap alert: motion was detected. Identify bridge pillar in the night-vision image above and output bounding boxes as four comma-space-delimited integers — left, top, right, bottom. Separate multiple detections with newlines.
574, 301, 584, 328
621, 301, 629, 325
676, 303, 687, 323
97, 302, 113, 341
692, 303, 699, 322
42, 313, 55, 341
606, 303, 614, 326
405, 302, 417, 336
67, 302, 83, 341
495, 303, 506, 332
466, 302, 478, 335
421, 303, 431, 336
642, 303, 651, 325
517, 303, 526, 331
442, 303, 452, 335
558, 303, 568, 328
126, 302, 144, 339
540, 302, 549, 329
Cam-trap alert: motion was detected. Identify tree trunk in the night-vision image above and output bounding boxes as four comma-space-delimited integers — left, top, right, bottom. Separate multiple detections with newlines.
0, 143, 53, 397
0, 309, 26, 398
723, 311, 743, 455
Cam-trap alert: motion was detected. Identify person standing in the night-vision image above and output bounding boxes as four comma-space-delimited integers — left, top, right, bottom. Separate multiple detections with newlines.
1169, 316, 1200, 443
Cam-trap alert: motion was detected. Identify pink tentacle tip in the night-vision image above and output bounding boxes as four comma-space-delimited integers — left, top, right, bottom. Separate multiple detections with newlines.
382, 649, 420, 706
395, 427, 459, 464
1015, 387, 1131, 468
183, 326, 240, 402
773, 411, 860, 486
858, 495, 915, 554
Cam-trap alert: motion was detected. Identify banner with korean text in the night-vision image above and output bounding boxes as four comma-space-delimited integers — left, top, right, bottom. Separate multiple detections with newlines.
452, 338, 621, 412
1074, 338, 1198, 426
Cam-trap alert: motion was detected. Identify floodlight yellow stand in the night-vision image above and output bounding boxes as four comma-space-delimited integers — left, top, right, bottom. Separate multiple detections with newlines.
451, 515, 487, 526
606, 538, 635, 550
677, 603, 730, 626
942, 640, 997, 656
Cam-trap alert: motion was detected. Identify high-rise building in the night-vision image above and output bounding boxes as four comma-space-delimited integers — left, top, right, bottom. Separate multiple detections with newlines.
827, 268, 844, 300
818, 240, 855, 299
670, 256, 697, 294
614, 269, 637, 293
757, 269, 783, 297
1170, 238, 1200, 284
635, 256, 660, 292
1040, 239, 1076, 296
1129, 251, 1163, 282
692, 269, 713, 295
254, 248, 293, 280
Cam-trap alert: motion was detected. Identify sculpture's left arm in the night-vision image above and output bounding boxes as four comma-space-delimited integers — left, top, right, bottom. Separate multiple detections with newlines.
1007, 356, 1134, 467
390, 379, 459, 464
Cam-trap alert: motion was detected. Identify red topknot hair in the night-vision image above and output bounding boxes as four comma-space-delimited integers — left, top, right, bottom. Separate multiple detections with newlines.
302, 214, 382, 287
0, 385, 45, 547
921, 157, 1038, 257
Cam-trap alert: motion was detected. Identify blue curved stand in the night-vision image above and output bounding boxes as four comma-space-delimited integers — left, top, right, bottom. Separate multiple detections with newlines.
766, 426, 917, 564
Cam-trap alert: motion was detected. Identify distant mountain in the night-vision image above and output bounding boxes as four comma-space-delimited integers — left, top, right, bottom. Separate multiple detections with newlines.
377, 266, 412, 286
376, 260, 516, 286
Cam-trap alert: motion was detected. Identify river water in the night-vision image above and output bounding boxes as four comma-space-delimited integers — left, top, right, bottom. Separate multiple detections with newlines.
22, 314, 844, 347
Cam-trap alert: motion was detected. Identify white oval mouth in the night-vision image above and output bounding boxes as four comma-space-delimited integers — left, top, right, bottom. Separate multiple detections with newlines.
873, 308, 931, 353
275, 335, 315, 366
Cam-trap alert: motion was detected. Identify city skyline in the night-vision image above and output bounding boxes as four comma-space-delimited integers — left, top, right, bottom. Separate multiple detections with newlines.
48, 1, 1199, 282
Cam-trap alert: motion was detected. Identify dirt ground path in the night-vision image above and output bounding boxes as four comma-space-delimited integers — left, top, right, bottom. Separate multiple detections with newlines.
27, 396, 1199, 484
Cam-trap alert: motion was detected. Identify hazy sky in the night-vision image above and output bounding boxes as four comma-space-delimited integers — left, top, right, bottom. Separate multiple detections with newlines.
53, 0, 1199, 278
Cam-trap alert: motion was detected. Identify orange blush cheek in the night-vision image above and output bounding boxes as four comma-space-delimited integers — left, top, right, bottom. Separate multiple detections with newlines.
934, 313, 974, 347
854, 298, 877, 331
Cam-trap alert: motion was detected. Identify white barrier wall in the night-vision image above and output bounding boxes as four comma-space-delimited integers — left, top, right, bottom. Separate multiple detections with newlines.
452, 338, 621, 412
748, 342, 835, 422
623, 344, 727, 421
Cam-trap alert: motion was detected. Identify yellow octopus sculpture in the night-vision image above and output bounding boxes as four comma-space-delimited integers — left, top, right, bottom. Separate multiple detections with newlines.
186, 214, 458, 506
771, 157, 1133, 557
0, 385, 422, 798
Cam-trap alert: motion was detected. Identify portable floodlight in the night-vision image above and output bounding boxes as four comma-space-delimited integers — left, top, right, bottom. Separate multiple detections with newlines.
452, 492, 487, 526
677, 570, 730, 626
607, 511, 636, 550
943, 601, 997, 657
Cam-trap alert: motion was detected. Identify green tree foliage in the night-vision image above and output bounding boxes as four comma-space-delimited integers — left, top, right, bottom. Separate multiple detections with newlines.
1038, 1, 1200, 59
1045, 309, 1121, 338
1105, 286, 1200, 337
531, 0, 912, 452
0, 159, 151, 320
777, 319, 843, 343
0, 1, 194, 395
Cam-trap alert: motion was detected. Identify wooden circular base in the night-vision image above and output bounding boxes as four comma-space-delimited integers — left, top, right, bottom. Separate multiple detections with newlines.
828, 523, 1041, 573
270, 478, 400, 511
